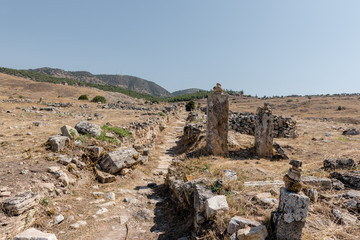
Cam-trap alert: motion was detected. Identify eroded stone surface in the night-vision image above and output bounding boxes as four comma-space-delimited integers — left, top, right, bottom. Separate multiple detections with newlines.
254, 103, 274, 158
206, 84, 229, 156
271, 187, 309, 240
2, 192, 39, 216
75, 121, 101, 137
99, 148, 141, 175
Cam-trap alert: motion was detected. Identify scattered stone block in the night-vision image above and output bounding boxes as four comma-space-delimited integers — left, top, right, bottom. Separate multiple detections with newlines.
324, 158, 356, 170
224, 169, 237, 181
273, 142, 289, 160
302, 176, 332, 190
332, 179, 345, 190
271, 187, 310, 240
14, 228, 57, 240
99, 148, 141, 175
206, 83, 229, 156
194, 184, 214, 214
32, 121, 46, 127
2, 192, 39, 216
342, 128, 359, 136
330, 171, 360, 190
227, 216, 261, 235
54, 214, 64, 224
47, 136, 69, 152
75, 121, 101, 137
61, 125, 79, 139
331, 208, 358, 225
57, 155, 72, 166
303, 188, 318, 202
254, 103, 274, 158
235, 225, 268, 240
205, 195, 229, 219
345, 190, 360, 199
94, 169, 116, 183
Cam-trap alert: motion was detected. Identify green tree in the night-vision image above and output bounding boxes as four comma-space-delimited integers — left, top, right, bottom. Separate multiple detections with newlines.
185, 100, 195, 111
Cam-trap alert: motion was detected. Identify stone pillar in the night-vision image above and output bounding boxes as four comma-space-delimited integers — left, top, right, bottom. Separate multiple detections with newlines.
254, 103, 274, 158
271, 160, 310, 240
206, 83, 229, 156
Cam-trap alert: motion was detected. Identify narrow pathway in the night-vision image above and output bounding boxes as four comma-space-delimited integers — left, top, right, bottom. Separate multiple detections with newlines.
92, 112, 187, 240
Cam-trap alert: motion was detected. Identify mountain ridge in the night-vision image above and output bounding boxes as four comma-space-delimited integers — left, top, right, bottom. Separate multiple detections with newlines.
30, 67, 172, 97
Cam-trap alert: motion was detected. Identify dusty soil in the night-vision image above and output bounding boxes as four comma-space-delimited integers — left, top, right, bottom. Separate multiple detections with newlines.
1, 73, 360, 240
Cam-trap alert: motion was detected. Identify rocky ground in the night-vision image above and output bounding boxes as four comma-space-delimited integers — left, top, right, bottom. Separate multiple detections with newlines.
1, 73, 360, 240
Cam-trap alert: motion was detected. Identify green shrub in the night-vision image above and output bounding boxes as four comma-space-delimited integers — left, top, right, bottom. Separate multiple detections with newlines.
91, 96, 106, 103
96, 131, 119, 144
78, 94, 88, 100
158, 112, 166, 117
186, 100, 195, 111
286, 99, 293, 102
101, 125, 131, 137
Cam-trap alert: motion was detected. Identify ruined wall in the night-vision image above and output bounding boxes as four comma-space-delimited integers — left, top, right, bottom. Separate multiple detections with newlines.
229, 111, 297, 138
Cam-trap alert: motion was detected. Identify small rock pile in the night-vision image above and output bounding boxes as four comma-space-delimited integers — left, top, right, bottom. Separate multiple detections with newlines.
283, 160, 303, 193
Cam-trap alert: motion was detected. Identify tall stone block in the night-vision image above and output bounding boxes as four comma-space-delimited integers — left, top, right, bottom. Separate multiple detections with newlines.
206, 83, 229, 156
271, 187, 310, 240
254, 103, 274, 158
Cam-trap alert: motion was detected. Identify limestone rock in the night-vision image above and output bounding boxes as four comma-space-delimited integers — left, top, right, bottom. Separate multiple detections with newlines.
47, 136, 69, 152
271, 187, 310, 240
224, 169, 237, 181
2, 192, 39, 216
95, 169, 116, 183
324, 158, 356, 170
330, 171, 360, 190
342, 128, 359, 136
205, 195, 229, 219
302, 176, 332, 190
99, 148, 142, 175
75, 121, 101, 137
14, 228, 57, 240
227, 216, 261, 235
194, 184, 214, 214
183, 123, 203, 146
206, 87, 229, 156
60, 125, 79, 139
57, 155, 72, 166
235, 225, 268, 240
54, 214, 64, 224
254, 103, 274, 158
303, 188, 318, 202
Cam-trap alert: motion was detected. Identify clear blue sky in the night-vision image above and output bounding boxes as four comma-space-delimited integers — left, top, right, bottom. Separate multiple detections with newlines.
1, 1, 360, 96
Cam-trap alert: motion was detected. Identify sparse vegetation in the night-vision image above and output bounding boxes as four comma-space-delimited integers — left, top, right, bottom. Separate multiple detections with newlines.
78, 94, 88, 100
101, 125, 131, 137
96, 131, 119, 144
91, 95, 107, 104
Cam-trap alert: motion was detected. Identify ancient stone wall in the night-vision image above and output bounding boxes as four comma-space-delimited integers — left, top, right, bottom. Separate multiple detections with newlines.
229, 111, 297, 138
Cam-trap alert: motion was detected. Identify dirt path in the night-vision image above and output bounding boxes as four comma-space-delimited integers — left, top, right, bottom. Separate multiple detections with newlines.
86, 113, 188, 240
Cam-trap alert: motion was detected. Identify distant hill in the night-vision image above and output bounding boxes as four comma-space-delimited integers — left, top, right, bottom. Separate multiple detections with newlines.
172, 88, 205, 96
30, 67, 172, 97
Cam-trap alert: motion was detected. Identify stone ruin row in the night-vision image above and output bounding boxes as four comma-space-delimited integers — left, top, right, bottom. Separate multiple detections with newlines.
229, 111, 298, 138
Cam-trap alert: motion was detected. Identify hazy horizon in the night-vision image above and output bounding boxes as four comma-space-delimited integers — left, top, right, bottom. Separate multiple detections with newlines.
1, 1, 360, 97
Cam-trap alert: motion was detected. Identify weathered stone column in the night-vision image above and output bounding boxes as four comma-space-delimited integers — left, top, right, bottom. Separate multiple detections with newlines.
206, 83, 229, 156
254, 103, 274, 158
271, 160, 310, 240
